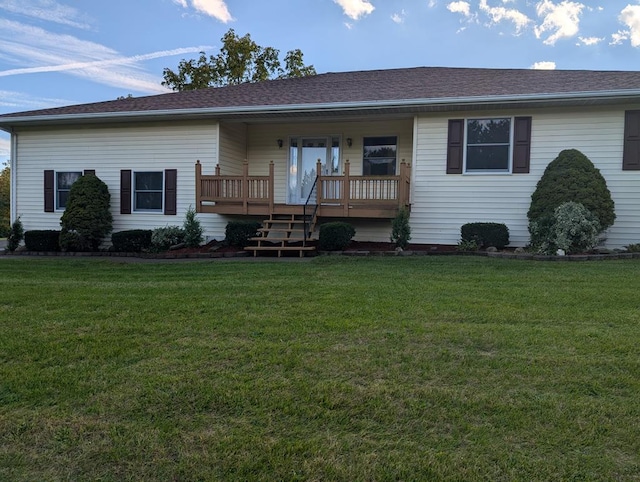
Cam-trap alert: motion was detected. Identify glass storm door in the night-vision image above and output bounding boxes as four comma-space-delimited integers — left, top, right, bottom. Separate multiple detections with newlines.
288, 137, 340, 204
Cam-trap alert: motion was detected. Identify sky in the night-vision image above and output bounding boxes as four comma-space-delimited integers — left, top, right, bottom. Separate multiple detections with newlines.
2, 0, 640, 160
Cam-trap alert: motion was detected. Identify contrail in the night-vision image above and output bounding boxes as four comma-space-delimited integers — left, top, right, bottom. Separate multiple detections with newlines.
0, 46, 213, 77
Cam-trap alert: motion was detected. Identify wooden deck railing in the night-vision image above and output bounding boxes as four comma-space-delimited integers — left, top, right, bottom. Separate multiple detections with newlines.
196, 159, 411, 218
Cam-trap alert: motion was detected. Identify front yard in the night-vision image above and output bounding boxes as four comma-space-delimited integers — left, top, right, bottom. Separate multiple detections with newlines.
0, 256, 638, 480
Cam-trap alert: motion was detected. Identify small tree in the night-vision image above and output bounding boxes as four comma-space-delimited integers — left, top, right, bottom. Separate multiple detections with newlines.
391, 207, 411, 249
6, 216, 23, 252
528, 149, 615, 230
59, 174, 112, 251
183, 206, 203, 248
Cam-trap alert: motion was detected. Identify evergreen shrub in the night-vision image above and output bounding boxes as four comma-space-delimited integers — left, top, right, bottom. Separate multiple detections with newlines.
390, 207, 411, 249
150, 226, 185, 251
183, 206, 203, 248
6, 217, 23, 252
318, 222, 356, 251
225, 221, 261, 248
111, 230, 153, 252
461, 222, 509, 249
24, 230, 60, 251
553, 202, 600, 254
59, 174, 112, 251
528, 149, 615, 230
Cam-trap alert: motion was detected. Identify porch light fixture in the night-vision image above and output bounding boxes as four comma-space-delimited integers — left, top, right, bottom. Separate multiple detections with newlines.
347, 138, 353, 147
277, 139, 283, 148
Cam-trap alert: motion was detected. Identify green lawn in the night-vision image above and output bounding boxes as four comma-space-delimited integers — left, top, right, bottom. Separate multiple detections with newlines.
0, 256, 639, 481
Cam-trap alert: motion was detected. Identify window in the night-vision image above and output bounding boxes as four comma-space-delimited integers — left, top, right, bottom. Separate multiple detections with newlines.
446, 117, 532, 174
120, 169, 176, 215
465, 118, 511, 172
56, 171, 82, 209
363, 136, 397, 175
134, 171, 163, 211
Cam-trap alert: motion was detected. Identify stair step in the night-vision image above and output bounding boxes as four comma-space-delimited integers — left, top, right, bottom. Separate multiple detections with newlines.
249, 237, 307, 242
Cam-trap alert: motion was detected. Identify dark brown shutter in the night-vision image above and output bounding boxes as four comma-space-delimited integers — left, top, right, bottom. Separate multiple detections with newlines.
84, 169, 95, 176
447, 119, 464, 174
120, 170, 131, 214
164, 169, 177, 215
512, 116, 532, 174
44, 170, 54, 212
623, 110, 640, 170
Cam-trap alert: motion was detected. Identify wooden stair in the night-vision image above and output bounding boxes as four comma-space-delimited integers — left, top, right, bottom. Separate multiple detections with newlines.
245, 212, 317, 257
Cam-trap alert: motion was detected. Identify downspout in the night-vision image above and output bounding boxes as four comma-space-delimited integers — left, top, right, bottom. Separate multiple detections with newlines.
411, 115, 418, 208
9, 129, 17, 224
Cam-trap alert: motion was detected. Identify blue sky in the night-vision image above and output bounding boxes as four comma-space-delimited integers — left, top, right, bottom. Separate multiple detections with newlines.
2, 0, 640, 160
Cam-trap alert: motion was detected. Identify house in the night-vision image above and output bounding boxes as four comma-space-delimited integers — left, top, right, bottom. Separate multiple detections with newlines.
2, 66, 640, 251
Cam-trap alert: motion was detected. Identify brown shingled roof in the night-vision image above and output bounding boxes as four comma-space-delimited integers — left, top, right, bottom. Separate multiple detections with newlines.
2, 66, 640, 121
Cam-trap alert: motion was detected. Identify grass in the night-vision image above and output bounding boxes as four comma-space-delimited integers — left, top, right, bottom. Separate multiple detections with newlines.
0, 256, 639, 481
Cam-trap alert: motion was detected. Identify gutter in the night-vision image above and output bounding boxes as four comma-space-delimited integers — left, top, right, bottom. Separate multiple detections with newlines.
10, 129, 17, 223
2, 89, 640, 128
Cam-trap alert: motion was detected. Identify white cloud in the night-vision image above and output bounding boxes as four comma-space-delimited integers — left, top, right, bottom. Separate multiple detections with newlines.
447, 1, 471, 17
577, 36, 603, 46
0, 0, 91, 30
0, 137, 10, 161
479, 0, 531, 33
190, 0, 233, 23
391, 10, 406, 24
428, 0, 437, 7
172, 0, 188, 7
334, 0, 375, 20
535, 0, 585, 45
0, 19, 208, 94
610, 29, 629, 46
531, 61, 557, 69
0, 89, 71, 109
619, 5, 640, 47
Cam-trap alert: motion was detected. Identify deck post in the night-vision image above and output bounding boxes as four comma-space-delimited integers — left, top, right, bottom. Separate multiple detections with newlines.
398, 159, 407, 209
343, 160, 350, 217
268, 161, 275, 213
316, 160, 323, 207
195, 160, 202, 213
243, 160, 249, 215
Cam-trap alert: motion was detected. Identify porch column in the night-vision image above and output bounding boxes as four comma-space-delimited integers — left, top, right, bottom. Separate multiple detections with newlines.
268, 161, 275, 212
316, 160, 323, 206
242, 160, 249, 215
343, 160, 350, 217
195, 160, 202, 213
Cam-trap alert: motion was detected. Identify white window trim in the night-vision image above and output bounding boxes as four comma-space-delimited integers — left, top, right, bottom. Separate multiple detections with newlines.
463, 117, 514, 175
133, 170, 164, 213
55, 171, 82, 211
363, 135, 399, 176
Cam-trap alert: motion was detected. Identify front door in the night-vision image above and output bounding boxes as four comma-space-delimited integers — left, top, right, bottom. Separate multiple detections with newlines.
288, 137, 340, 204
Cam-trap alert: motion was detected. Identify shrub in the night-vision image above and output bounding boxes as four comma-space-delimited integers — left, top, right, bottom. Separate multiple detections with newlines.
625, 243, 640, 253
390, 207, 411, 249
318, 222, 356, 251
457, 239, 479, 252
111, 230, 153, 252
150, 226, 185, 252
6, 217, 23, 252
460, 222, 509, 249
59, 174, 112, 251
225, 221, 261, 248
528, 214, 557, 255
24, 230, 60, 251
183, 206, 203, 248
553, 202, 600, 254
528, 149, 615, 231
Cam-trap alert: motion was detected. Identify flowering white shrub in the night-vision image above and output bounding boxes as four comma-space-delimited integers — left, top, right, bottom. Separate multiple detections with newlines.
553, 202, 600, 254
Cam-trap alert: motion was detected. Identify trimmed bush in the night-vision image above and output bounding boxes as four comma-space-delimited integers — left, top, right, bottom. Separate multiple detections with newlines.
318, 222, 356, 251
6, 217, 23, 252
528, 214, 557, 255
24, 230, 60, 251
528, 149, 615, 231
111, 230, 153, 252
225, 221, 261, 248
461, 222, 509, 249
391, 207, 411, 249
553, 202, 601, 254
151, 226, 185, 252
59, 174, 112, 251
183, 206, 203, 248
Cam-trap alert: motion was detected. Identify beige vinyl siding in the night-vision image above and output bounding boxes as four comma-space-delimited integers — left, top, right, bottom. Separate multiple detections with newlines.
14, 121, 229, 239
246, 119, 414, 205
218, 122, 247, 175
413, 106, 640, 249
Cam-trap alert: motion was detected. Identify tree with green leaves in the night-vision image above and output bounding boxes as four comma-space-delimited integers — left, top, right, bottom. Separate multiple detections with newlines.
162, 29, 316, 91
0, 162, 9, 237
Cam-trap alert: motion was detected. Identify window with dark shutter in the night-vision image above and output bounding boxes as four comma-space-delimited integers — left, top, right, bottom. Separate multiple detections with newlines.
512, 116, 532, 174
84, 169, 95, 176
623, 110, 640, 170
447, 119, 464, 174
164, 169, 177, 215
120, 170, 132, 214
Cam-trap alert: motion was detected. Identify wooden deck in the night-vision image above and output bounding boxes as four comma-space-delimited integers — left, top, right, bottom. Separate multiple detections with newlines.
195, 160, 411, 219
